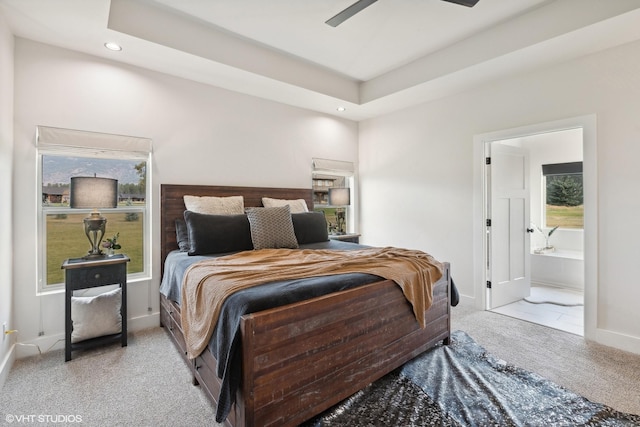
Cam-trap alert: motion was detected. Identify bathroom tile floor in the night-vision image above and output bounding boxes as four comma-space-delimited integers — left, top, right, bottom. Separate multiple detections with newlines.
490, 285, 584, 336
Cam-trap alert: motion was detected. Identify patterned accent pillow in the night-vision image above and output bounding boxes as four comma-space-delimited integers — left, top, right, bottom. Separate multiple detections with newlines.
246, 206, 299, 250
184, 195, 244, 215
261, 197, 309, 213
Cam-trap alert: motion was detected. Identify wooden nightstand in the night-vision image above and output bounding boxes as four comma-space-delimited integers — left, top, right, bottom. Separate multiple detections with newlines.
62, 254, 129, 361
329, 233, 361, 244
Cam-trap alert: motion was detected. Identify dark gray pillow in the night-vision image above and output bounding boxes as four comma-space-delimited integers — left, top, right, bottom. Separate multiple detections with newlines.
183, 211, 254, 256
246, 206, 299, 250
175, 219, 190, 252
292, 212, 329, 244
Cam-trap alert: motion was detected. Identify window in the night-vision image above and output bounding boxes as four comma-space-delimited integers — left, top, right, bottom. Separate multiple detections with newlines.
37, 127, 152, 291
542, 162, 583, 229
312, 158, 355, 235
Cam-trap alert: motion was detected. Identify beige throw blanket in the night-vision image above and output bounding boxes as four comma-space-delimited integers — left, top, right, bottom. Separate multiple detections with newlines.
181, 247, 442, 359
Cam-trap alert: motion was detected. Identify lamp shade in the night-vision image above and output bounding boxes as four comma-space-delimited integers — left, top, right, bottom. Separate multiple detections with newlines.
328, 187, 350, 206
70, 177, 118, 209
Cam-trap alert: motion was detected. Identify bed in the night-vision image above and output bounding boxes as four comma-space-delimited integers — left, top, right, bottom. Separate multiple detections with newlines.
159, 184, 452, 427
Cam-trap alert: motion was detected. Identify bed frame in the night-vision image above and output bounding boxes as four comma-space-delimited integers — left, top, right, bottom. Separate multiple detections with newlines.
160, 184, 451, 427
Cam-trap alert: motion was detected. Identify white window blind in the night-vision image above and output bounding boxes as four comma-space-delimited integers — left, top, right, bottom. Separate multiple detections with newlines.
542, 162, 582, 176
37, 126, 152, 160
312, 158, 355, 177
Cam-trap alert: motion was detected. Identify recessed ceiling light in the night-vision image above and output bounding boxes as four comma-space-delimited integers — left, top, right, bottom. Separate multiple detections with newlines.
336, 106, 346, 112
104, 42, 122, 51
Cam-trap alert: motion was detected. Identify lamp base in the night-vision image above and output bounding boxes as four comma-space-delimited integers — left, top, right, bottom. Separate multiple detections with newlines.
335, 209, 346, 235
83, 212, 107, 258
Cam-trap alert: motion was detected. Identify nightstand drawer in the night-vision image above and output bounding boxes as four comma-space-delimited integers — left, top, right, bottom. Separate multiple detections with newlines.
67, 264, 125, 288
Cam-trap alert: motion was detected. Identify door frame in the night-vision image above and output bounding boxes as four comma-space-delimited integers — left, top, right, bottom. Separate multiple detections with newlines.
472, 114, 597, 340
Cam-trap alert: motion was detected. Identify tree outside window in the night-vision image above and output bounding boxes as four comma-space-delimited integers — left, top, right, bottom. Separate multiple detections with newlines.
543, 162, 583, 229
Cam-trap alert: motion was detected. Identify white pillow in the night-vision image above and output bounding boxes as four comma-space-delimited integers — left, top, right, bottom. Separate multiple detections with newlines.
71, 288, 122, 343
184, 195, 244, 215
261, 197, 308, 213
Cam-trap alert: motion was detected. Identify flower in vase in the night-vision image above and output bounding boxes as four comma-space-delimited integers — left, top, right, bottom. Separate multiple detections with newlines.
102, 232, 122, 252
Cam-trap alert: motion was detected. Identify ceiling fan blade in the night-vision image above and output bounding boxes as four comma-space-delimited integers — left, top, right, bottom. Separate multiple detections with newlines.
441, 0, 480, 7
326, 0, 379, 27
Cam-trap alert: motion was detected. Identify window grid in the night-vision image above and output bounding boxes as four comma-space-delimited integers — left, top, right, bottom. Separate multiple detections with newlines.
38, 152, 150, 292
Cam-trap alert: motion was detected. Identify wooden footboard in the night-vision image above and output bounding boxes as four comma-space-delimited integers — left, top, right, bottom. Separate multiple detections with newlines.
161, 263, 450, 427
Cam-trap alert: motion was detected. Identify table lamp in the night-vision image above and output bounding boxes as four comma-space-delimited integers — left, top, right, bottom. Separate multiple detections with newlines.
328, 187, 350, 235
70, 176, 118, 258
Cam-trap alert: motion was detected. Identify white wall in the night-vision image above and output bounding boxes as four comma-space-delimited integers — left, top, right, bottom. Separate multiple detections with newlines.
0, 13, 14, 387
12, 39, 359, 356
359, 39, 640, 353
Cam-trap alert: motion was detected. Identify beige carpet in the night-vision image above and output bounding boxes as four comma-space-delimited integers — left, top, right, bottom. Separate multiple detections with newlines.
0, 329, 220, 426
1, 300, 639, 425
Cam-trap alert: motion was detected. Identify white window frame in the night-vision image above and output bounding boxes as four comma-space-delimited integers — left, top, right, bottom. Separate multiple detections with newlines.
312, 158, 356, 234
36, 126, 152, 294
542, 161, 583, 230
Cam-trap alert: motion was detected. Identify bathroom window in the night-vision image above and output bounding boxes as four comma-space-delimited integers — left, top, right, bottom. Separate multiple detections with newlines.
542, 162, 583, 229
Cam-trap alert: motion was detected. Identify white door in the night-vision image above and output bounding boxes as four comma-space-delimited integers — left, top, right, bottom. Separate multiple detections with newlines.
487, 142, 531, 309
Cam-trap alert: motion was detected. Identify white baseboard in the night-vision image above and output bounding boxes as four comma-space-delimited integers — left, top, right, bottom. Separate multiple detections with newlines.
530, 280, 584, 292
458, 294, 475, 304
14, 312, 161, 359
594, 328, 640, 355
0, 344, 16, 391
455, 293, 482, 310
129, 312, 160, 331
15, 333, 64, 358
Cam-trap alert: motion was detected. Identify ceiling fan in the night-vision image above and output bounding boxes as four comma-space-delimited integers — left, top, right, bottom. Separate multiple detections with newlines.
326, 0, 480, 27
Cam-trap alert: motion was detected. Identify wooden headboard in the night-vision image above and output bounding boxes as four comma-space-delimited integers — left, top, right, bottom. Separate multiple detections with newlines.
160, 184, 313, 273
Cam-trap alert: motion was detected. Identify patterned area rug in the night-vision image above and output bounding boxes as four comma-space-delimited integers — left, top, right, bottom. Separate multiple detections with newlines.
302, 331, 640, 426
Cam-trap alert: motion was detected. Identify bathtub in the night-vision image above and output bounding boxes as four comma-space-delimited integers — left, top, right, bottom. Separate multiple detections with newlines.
530, 249, 584, 291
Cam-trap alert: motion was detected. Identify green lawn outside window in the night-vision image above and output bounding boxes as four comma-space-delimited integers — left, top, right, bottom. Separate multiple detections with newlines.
46, 211, 144, 285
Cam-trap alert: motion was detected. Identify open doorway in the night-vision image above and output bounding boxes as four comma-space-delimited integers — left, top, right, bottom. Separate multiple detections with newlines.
487, 129, 584, 336
473, 115, 597, 341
